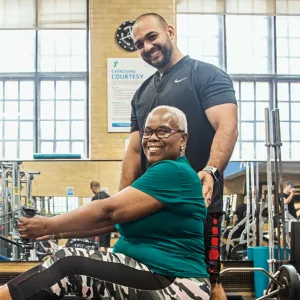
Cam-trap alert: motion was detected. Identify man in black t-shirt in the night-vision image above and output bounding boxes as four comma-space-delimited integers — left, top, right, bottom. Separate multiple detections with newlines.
283, 181, 297, 219
90, 181, 111, 251
119, 13, 238, 299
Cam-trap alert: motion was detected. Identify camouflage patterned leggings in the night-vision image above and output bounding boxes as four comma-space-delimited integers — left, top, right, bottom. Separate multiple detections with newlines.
8, 247, 211, 300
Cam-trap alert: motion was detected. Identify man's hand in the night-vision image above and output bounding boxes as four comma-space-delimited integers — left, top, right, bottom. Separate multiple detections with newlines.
18, 216, 49, 239
198, 171, 214, 207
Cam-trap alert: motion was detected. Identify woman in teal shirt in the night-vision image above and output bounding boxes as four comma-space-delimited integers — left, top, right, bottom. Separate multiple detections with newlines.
1, 105, 210, 300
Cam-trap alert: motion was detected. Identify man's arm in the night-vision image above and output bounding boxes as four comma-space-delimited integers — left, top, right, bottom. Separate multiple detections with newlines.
119, 131, 141, 190
205, 103, 238, 172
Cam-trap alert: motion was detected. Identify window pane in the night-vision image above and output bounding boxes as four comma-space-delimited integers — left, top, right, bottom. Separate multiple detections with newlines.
56, 57, 70, 72
280, 122, 290, 140
289, 58, 300, 75
56, 121, 69, 139
231, 142, 240, 160
20, 141, 33, 159
39, 56, 55, 72
39, 31, 87, 72
56, 81, 70, 99
288, 17, 300, 38
241, 103, 255, 120
40, 81, 54, 100
20, 81, 34, 100
20, 122, 33, 140
5, 102, 18, 119
0, 81, 3, 99
56, 141, 70, 153
40, 101, 54, 119
72, 142, 84, 155
241, 122, 254, 140
71, 101, 85, 119
281, 142, 290, 160
256, 142, 266, 160
0, 142, 2, 158
241, 142, 255, 160
256, 82, 270, 101
241, 82, 254, 100
256, 102, 269, 121
277, 38, 289, 57
0, 121, 2, 139
278, 103, 290, 121
291, 103, 300, 121
290, 83, 300, 101
40, 121, 54, 139
70, 56, 86, 71
291, 142, 300, 160
289, 39, 300, 57
41, 141, 53, 153
5, 81, 18, 100
176, 14, 223, 68
276, 17, 300, 75
256, 122, 266, 141
71, 121, 84, 139
277, 83, 289, 101
5, 142, 17, 159
71, 81, 86, 99
291, 123, 300, 140
4, 121, 18, 139
0, 31, 35, 73
56, 101, 70, 119
276, 17, 288, 37
20, 102, 34, 120
226, 16, 271, 74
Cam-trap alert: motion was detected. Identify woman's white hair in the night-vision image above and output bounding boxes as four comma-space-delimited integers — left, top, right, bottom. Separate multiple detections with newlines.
147, 105, 188, 133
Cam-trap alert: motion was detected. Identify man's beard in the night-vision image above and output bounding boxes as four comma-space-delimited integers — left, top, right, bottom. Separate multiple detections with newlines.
143, 44, 172, 69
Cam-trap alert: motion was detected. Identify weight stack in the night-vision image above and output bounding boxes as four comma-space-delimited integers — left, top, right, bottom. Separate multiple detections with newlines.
290, 221, 300, 274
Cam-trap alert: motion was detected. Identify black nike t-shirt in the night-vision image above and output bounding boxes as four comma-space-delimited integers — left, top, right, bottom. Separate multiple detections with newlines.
130, 56, 237, 213
91, 191, 110, 201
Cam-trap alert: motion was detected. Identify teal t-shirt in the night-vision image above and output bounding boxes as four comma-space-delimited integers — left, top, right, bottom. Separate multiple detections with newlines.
114, 156, 208, 278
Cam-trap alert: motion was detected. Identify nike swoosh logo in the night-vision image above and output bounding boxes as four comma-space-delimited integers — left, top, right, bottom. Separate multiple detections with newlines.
175, 77, 188, 83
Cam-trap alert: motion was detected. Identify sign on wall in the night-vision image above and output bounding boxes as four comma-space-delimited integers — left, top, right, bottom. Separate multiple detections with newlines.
107, 58, 155, 132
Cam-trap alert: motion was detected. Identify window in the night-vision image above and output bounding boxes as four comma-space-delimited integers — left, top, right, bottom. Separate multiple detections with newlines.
226, 16, 273, 74
277, 81, 300, 160
49, 197, 79, 214
232, 80, 271, 160
176, 10, 300, 160
0, 0, 88, 160
36, 196, 79, 215
39, 80, 86, 156
176, 14, 224, 69
0, 80, 35, 159
276, 17, 300, 75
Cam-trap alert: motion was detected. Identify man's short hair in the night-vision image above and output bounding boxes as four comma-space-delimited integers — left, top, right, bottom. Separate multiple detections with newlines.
134, 13, 168, 29
286, 180, 294, 187
90, 181, 100, 190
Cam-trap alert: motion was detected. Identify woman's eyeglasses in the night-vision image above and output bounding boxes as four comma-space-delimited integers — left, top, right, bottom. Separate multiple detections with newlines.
140, 127, 184, 139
